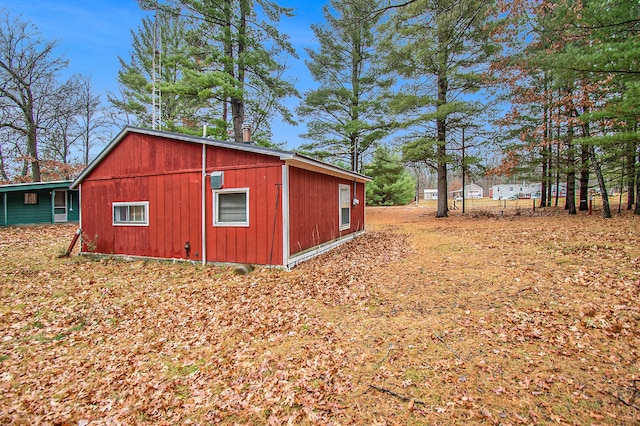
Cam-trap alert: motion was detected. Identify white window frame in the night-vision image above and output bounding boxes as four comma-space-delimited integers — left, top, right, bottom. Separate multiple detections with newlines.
112, 201, 149, 226
214, 188, 250, 227
339, 184, 351, 231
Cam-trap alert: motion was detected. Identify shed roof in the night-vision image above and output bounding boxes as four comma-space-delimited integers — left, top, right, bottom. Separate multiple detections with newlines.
0, 180, 73, 193
71, 126, 371, 189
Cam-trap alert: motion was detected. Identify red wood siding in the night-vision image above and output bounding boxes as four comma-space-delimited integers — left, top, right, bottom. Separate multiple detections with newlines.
204, 145, 284, 265
88, 133, 203, 179
288, 167, 366, 255
78, 130, 367, 266
80, 133, 285, 265
79, 134, 203, 260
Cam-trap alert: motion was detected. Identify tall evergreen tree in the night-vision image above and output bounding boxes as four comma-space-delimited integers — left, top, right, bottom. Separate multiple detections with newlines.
491, 0, 640, 218
364, 145, 416, 206
170, 0, 298, 143
297, 0, 393, 173
119, 1, 298, 144
380, 0, 496, 217
109, 10, 218, 135
566, 0, 640, 217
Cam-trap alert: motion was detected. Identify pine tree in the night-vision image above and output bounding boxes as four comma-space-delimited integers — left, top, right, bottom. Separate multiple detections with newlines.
380, 0, 496, 217
171, 0, 299, 143
119, 1, 299, 144
364, 145, 416, 206
109, 10, 216, 134
297, 0, 393, 173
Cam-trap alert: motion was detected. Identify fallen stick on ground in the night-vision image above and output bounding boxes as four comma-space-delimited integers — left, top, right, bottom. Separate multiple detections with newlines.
369, 385, 425, 405
433, 333, 461, 360
375, 344, 393, 367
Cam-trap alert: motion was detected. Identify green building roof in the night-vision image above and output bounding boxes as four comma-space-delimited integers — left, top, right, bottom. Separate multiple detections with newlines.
0, 180, 73, 193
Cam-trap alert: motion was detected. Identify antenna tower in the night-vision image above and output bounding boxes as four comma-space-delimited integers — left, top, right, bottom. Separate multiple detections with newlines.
151, 9, 162, 130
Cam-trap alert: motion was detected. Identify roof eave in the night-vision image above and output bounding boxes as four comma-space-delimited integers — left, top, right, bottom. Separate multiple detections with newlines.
70, 126, 371, 188
0, 180, 74, 193
286, 155, 372, 182
70, 126, 131, 189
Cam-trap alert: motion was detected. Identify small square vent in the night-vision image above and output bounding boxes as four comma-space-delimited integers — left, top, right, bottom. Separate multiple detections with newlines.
210, 171, 224, 189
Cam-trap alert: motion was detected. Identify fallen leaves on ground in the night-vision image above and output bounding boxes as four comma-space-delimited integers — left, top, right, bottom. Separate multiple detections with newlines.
0, 206, 639, 425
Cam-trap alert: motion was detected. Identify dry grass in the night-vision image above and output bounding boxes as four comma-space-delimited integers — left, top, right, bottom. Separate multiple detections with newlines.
0, 204, 639, 425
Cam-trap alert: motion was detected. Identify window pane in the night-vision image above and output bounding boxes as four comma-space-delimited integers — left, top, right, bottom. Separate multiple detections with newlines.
339, 185, 350, 229
218, 192, 247, 223
113, 202, 148, 226
54, 191, 66, 207
341, 207, 350, 226
130, 205, 145, 222
114, 206, 128, 223
340, 187, 350, 208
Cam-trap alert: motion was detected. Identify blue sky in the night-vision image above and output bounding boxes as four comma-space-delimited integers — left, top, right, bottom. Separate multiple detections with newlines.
0, 0, 324, 149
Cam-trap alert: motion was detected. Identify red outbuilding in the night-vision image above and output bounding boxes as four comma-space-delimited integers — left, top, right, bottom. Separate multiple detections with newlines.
70, 126, 370, 268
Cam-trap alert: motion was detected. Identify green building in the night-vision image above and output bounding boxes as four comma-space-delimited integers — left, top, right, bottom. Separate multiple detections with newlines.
0, 181, 79, 227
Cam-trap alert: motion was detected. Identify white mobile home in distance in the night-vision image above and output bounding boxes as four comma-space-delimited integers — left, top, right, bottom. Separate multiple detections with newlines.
451, 183, 485, 199
424, 189, 438, 200
490, 183, 540, 200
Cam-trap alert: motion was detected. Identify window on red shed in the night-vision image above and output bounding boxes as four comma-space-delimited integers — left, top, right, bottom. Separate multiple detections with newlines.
113, 202, 149, 226
214, 188, 249, 227
339, 184, 350, 230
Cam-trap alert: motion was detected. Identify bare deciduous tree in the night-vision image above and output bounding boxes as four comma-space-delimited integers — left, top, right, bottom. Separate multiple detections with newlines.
0, 9, 69, 181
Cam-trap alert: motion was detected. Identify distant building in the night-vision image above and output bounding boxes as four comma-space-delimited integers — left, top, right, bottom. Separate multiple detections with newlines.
490, 183, 539, 200
451, 183, 484, 199
1, 181, 79, 227
490, 183, 566, 200
423, 189, 438, 200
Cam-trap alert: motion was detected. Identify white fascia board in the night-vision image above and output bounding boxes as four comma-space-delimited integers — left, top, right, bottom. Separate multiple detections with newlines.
285, 157, 371, 183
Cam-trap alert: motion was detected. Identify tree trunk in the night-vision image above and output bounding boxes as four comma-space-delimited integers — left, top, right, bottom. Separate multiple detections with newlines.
579, 142, 589, 211
436, 145, 448, 218
434, 26, 450, 219
222, 0, 239, 142
546, 144, 552, 206
350, 24, 362, 172
350, 134, 358, 172
0, 145, 8, 181
635, 143, 640, 216
27, 122, 41, 182
435, 70, 448, 218
626, 140, 635, 210
541, 145, 548, 208
577, 107, 591, 211
565, 123, 576, 214
231, 0, 248, 143
554, 118, 560, 207
83, 98, 91, 165
589, 145, 611, 218
541, 87, 549, 208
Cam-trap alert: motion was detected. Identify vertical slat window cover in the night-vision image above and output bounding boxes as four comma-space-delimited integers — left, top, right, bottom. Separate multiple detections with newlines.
214, 189, 249, 226
24, 193, 38, 205
339, 184, 350, 230
113, 202, 149, 226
